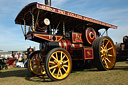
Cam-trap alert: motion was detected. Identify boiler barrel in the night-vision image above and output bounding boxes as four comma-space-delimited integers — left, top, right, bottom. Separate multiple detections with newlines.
40, 40, 83, 52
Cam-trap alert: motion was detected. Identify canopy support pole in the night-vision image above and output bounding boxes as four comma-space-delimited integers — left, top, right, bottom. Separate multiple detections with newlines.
106, 28, 108, 36
24, 19, 26, 36
63, 21, 66, 38
32, 14, 35, 32
34, 10, 40, 30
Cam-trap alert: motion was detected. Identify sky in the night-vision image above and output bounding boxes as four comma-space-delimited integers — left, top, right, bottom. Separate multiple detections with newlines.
0, 0, 128, 52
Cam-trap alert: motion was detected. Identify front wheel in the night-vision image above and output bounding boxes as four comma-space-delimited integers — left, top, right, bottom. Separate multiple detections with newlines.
45, 48, 72, 81
92, 36, 116, 71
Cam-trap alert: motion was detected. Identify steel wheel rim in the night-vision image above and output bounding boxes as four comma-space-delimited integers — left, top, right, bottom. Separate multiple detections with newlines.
48, 50, 71, 79
30, 52, 45, 75
100, 38, 116, 69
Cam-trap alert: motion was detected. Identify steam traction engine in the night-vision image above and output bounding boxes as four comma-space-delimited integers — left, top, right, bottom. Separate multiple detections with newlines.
115, 36, 128, 61
15, 2, 117, 81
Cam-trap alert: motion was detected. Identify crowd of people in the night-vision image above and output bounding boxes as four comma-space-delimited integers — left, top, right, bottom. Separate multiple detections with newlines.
0, 54, 13, 59
15, 47, 34, 67
0, 46, 35, 69
14, 53, 27, 62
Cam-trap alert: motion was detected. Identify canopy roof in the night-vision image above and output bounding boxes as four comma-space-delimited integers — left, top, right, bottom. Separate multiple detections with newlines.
15, 2, 117, 29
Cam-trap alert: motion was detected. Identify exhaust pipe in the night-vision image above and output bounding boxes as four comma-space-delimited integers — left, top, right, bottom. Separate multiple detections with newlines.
44, 0, 51, 33
45, 0, 51, 6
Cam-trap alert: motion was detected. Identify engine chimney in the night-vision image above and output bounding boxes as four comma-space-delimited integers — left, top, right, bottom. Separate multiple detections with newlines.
44, 0, 52, 34
45, 0, 51, 6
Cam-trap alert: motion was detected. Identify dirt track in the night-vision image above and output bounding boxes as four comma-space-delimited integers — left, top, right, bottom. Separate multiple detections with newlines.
0, 61, 128, 85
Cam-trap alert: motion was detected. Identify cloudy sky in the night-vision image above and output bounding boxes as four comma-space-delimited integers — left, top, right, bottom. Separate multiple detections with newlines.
0, 0, 128, 52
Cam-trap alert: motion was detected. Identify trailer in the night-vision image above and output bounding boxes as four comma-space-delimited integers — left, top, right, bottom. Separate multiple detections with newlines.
15, 1, 117, 81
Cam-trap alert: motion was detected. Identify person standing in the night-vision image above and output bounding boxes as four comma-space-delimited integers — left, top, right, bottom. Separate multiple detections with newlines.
18, 53, 23, 62
15, 53, 18, 63
27, 46, 34, 58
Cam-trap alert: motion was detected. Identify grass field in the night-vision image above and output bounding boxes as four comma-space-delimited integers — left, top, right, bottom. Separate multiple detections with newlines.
0, 61, 128, 85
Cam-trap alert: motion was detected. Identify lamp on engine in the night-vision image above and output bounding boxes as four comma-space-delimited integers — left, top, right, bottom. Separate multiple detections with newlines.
36, 18, 50, 32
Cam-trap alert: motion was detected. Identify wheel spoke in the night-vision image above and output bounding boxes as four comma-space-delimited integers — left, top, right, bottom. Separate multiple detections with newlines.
102, 57, 105, 62
52, 68, 56, 74
101, 46, 104, 50
107, 47, 113, 51
36, 66, 39, 72
37, 53, 41, 62
49, 61, 55, 65
63, 60, 69, 64
106, 58, 111, 63
101, 54, 104, 58
33, 66, 38, 70
62, 66, 67, 72
104, 60, 108, 68
41, 62, 44, 65
56, 52, 58, 60
63, 65, 68, 68
108, 54, 113, 57
61, 55, 66, 60
31, 63, 37, 66
49, 65, 58, 70
102, 40, 105, 48
57, 68, 60, 77
60, 68, 63, 76
104, 40, 109, 49
51, 56, 58, 62
33, 66, 38, 72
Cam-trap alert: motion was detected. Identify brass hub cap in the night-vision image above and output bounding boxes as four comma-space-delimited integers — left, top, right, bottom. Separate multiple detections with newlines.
57, 61, 63, 68
102, 49, 108, 56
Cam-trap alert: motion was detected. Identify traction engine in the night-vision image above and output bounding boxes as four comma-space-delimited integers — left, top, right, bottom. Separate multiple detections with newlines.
15, 0, 117, 81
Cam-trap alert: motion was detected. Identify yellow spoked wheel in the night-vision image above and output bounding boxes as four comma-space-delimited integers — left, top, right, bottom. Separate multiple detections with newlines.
45, 48, 72, 81
92, 36, 116, 70
28, 51, 45, 76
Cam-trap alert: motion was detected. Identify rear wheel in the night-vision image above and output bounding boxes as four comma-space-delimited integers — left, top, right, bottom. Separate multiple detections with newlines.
45, 48, 72, 81
28, 51, 45, 76
92, 36, 116, 70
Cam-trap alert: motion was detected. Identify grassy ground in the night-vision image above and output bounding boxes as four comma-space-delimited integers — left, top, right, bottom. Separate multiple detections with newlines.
0, 61, 128, 85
